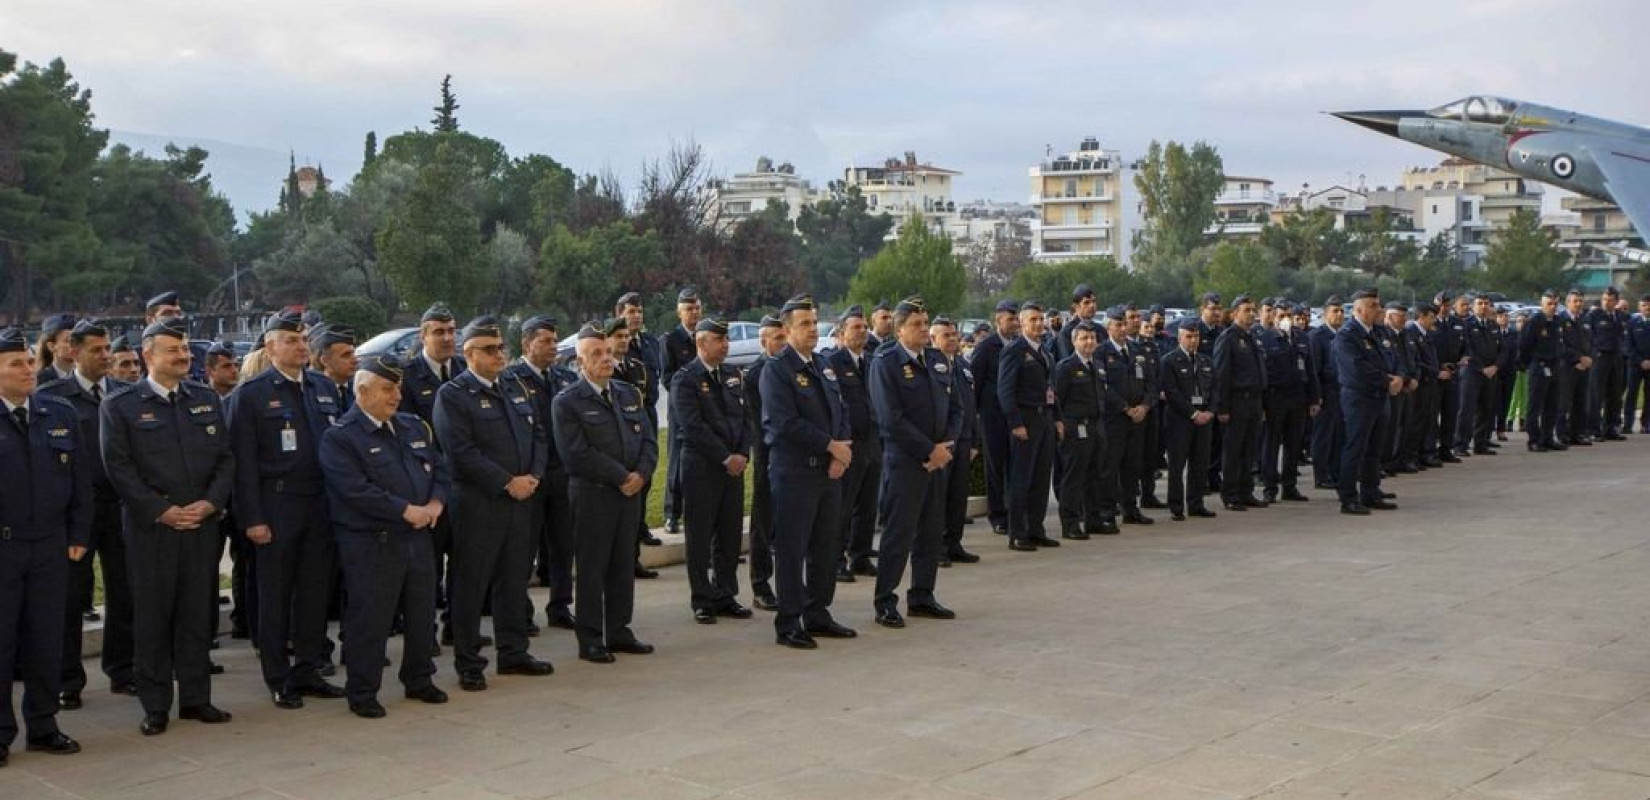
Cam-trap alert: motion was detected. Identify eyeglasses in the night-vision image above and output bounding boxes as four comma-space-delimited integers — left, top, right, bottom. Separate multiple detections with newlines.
474, 344, 506, 356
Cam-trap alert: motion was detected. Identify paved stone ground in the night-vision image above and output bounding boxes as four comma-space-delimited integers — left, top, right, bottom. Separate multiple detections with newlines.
7, 433, 1650, 800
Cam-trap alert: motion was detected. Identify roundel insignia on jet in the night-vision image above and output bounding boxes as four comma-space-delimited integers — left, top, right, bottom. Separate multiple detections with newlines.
1552, 154, 1575, 179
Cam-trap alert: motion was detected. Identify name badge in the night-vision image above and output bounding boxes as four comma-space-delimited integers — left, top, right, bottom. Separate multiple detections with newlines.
1543, 366, 1552, 377
1191, 395, 1204, 406
1077, 424, 1088, 439
1297, 357, 1306, 372
281, 428, 298, 452
1134, 365, 1144, 379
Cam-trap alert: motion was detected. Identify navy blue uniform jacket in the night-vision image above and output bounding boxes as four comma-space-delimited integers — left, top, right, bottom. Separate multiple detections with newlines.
319, 407, 451, 534
100, 380, 235, 527
0, 393, 93, 546
552, 378, 658, 490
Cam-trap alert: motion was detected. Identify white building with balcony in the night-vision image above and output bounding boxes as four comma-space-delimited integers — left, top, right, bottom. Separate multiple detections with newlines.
706, 156, 823, 230
1207, 176, 1277, 240
842, 151, 961, 237
1028, 137, 1126, 262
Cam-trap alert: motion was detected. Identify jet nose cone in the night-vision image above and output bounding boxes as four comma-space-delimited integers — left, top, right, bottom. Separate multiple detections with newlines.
1330, 110, 1415, 138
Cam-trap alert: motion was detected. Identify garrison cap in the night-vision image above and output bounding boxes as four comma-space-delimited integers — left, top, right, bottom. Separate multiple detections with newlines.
1384, 301, 1406, 312
694, 318, 729, 335
676, 286, 700, 303
895, 296, 926, 315
358, 354, 403, 384
1021, 301, 1044, 313
142, 317, 189, 341
577, 323, 608, 341
616, 291, 643, 309
599, 317, 627, 337
420, 303, 455, 324
263, 309, 304, 335
1071, 284, 1095, 302
930, 315, 956, 328
1200, 291, 1222, 307
838, 304, 865, 323
310, 326, 356, 350
460, 316, 503, 343
300, 309, 324, 328
994, 299, 1021, 314
111, 335, 133, 354
206, 339, 236, 359
873, 299, 891, 313
0, 327, 28, 354
759, 314, 783, 329
41, 313, 77, 338
1148, 304, 1165, 316
1231, 294, 1255, 307
1415, 302, 1438, 315
520, 314, 558, 338
70, 319, 108, 341
780, 294, 814, 314
144, 291, 181, 314
1323, 294, 1343, 307
1105, 304, 1128, 319
1350, 287, 1379, 301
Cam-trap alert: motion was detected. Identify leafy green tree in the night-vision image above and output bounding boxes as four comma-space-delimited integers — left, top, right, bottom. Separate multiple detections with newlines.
1195, 241, 1279, 302
536, 222, 664, 325
311, 295, 388, 339
1349, 207, 1418, 279
724, 202, 805, 315
432, 75, 460, 133
1131, 140, 1225, 271
1006, 256, 1144, 308
1262, 208, 1344, 269
796, 185, 893, 302
362, 131, 377, 173
846, 215, 966, 314
1396, 232, 1466, 298
1481, 208, 1567, 299
0, 51, 107, 318
84, 144, 234, 310
250, 219, 358, 304
479, 224, 534, 313
376, 141, 490, 315
495, 154, 575, 244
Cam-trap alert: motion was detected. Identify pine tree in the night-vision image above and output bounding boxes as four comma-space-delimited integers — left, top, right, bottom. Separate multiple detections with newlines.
362, 131, 377, 172
432, 75, 460, 133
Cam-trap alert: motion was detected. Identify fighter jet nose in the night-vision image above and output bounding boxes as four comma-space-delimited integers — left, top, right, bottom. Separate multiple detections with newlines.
1330, 110, 1413, 137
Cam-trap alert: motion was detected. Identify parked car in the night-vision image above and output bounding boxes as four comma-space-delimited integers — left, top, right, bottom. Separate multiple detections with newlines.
356, 327, 420, 362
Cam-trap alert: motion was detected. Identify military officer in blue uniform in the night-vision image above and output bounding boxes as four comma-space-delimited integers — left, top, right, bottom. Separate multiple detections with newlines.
0, 327, 90, 766
1558, 289, 1595, 446
1258, 302, 1319, 502
1309, 296, 1345, 489
503, 315, 579, 631
1053, 320, 1108, 538
1098, 307, 1153, 526
398, 304, 465, 627
759, 296, 858, 648
1452, 294, 1500, 457
1521, 291, 1564, 450
825, 305, 880, 581
1626, 294, 1650, 434
433, 318, 551, 690
38, 321, 128, 711
318, 356, 451, 718
1186, 293, 1228, 492
868, 297, 962, 628
1379, 303, 1418, 473
1585, 286, 1629, 439
930, 316, 980, 565
1125, 306, 1166, 509
659, 287, 702, 534
553, 326, 660, 663
616, 292, 665, 551
998, 302, 1062, 551
1431, 293, 1465, 463
1212, 295, 1268, 511
969, 300, 1019, 535
110, 336, 141, 384
1400, 304, 1443, 471
744, 315, 787, 610
34, 313, 77, 385
604, 319, 661, 580
101, 318, 236, 735
226, 311, 346, 709
1159, 323, 1217, 520
672, 318, 755, 624
1054, 284, 1100, 361
1333, 289, 1402, 515
311, 325, 358, 411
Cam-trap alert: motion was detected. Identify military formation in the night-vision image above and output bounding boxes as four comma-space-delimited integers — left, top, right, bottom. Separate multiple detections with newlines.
2, 281, 1647, 768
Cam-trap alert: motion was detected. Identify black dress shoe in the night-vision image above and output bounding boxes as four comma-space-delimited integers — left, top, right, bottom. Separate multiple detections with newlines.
634, 564, 659, 579
0, 744, 7, 766
1008, 539, 1038, 552
1222, 500, 1249, 511
1060, 528, 1090, 541
1366, 499, 1398, 510
937, 557, 951, 568
318, 662, 337, 678
404, 685, 449, 704
110, 681, 138, 696
850, 558, 877, 577
1548, 441, 1569, 450
1241, 496, 1268, 508
1189, 506, 1217, 518
179, 704, 232, 724
946, 549, 980, 563
752, 591, 779, 611
665, 517, 680, 534
1170, 511, 1186, 521
1341, 502, 1370, 515
1314, 480, 1339, 490
834, 564, 857, 583
1453, 448, 1473, 458
875, 609, 906, 628
908, 602, 956, 620
25, 732, 80, 755
693, 607, 717, 624
1472, 448, 1497, 456
1263, 490, 1279, 503
1380, 491, 1396, 499
579, 646, 616, 663
140, 713, 168, 736
991, 524, 1009, 536
272, 690, 304, 710
1528, 443, 1549, 452
1029, 535, 1061, 547
1496, 431, 1509, 442
525, 620, 541, 637
717, 603, 754, 619
1439, 453, 1462, 463
1122, 511, 1154, 525
806, 621, 857, 639
1420, 458, 1443, 468
775, 631, 817, 649
350, 699, 387, 719
58, 691, 82, 710
609, 640, 655, 655
1093, 519, 1121, 535
548, 608, 577, 629
640, 530, 663, 546
1140, 496, 1167, 509
1281, 488, 1309, 502
293, 680, 346, 699
499, 658, 555, 676
458, 672, 488, 691
209, 663, 225, 675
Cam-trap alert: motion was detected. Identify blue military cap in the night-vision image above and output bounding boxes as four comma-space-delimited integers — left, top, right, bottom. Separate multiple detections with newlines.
994, 299, 1021, 315
263, 309, 304, 335
1231, 294, 1255, 307
895, 295, 926, 314
598, 317, 627, 337
1021, 301, 1044, 313
930, 315, 955, 328
310, 325, 355, 350
460, 316, 503, 343
1200, 291, 1222, 307
578, 323, 609, 341
1259, 297, 1276, 308
1415, 302, 1438, 315
111, 335, 133, 354
300, 308, 324, 328
420, 303, 455, 324
520, 314, 558, 337
358, 354, 403, 383
759, 314, 783, 329
780, 294, 814, 314
695, 317, 729, 335
615, 291, 643, 309
144, 291, 180, 314
142, 316, 189, 341
676, 286, 700, 303
1071, 284, 1095, 302
206, 339, 236, 359
1384, 301, 1406, 312
69, 319, 108, 342
41, 313, 77, 338
1350, 288, 1378, 301
1322, 294, 1343, 307
873, 299, 891, 313
1148, 304, 1165, 316
1105, 304, 1128, 319
838, 304, 865, 323
0, 327, 28, 353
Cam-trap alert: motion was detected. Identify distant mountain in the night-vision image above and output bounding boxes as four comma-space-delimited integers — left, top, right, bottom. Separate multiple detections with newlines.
108, 130, 353, 224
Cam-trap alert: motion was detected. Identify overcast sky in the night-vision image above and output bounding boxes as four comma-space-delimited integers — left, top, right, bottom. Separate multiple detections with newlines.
5, 0, 1646, 219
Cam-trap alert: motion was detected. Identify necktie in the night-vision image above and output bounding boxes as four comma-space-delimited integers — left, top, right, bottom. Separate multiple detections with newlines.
11, 406, 27, 430
541, 368, 553, 390
600, 386, 613, 407
439, 363, 450, 383
91, 383, 103, 403
166, 389, 178, 405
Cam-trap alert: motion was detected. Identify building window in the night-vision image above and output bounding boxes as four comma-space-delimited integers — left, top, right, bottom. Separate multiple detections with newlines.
1595, 213, 1607, 233
1064, 179, 1077, 198
1064, 207, 1079, 225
